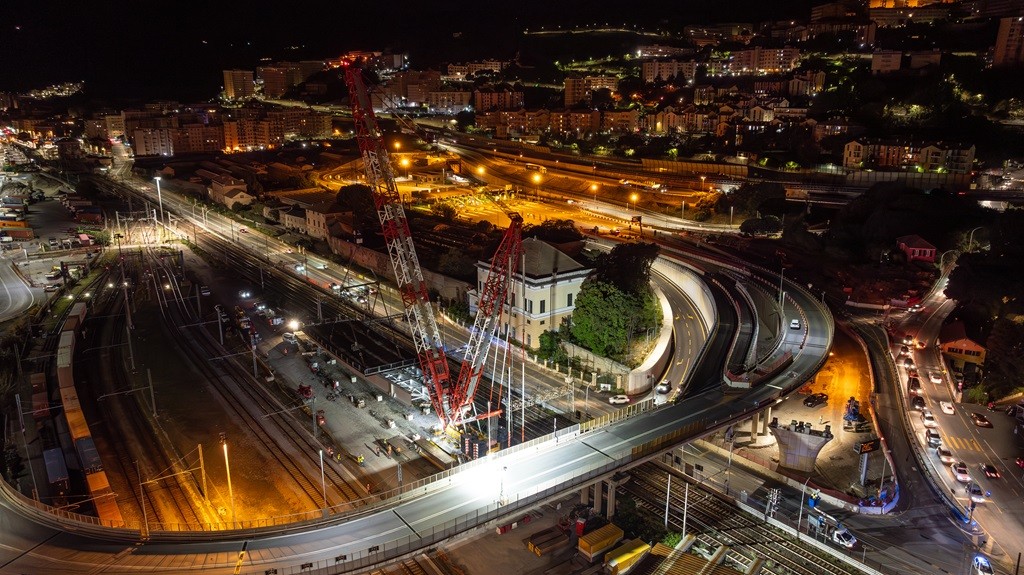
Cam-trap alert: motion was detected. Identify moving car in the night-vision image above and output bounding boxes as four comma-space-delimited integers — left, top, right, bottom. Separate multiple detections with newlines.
899, 345, 910, 356
790, 319, 801, 330
608, 395, 630, 405
936, 446, 955, 464
655, 380, 672, 394
925, 428, 942, 447
803, 393, 828, 408
911, 396, 926, 411
907, 378, 922, 396
282, 332, 298, 344
970, 413, 993, 428
831, 526, 857, 549
929, 371, 943, 384
294, 264, 306, 272
902, 334, 914, 345
907, 367, 919, 378
43, 284, 60, 292
902, 357, 915, 369
951, 461, 971, 483
238, 227, 248, 233
921, 410, 938, 428
939, 401, 955, 415
979, 463, 1000, 479
972, 555, 994, 575
1017, 456, 1024, 469
965, 482, 987, 503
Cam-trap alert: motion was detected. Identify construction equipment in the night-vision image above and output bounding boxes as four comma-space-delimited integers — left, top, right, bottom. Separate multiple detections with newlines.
344, 61, 523, 429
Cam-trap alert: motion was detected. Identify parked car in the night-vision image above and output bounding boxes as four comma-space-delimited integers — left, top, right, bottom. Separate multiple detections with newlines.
929, 371, 943, 384
803, 393, 828, 408
608, 395, 630, 405
655, 380, 672, 394
936, 446, 955, 464
970, 413, 993, 428
1017, 456, 1024, 470
282, 332, 298, 344
951, 461, 972, 483
939, 401, 955, 415
979, 463, 1000, 478
43, 284, 60, 292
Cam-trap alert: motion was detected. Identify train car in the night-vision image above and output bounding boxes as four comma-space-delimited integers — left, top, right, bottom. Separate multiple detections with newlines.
56, 331, 75, 391
30, 372, 46, 394
86, 471, 125, 527
67, 302, 87, 328
75, 437, 103, 474
62, 315, 80, 335
43, 448, 70, 496
59, 386, 90, 442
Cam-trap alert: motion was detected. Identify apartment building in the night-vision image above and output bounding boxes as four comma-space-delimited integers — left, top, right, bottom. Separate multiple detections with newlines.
564, 76, 619, 106
132, 128, 174, 156
474, 86, 524, 111
994, 16, 1024, 68
843, 138, 975, 173
223, 69, 255, 100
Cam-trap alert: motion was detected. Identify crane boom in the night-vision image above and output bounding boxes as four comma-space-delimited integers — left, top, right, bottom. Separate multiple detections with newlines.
450, 211, 524, 419
344, 66, 454, 425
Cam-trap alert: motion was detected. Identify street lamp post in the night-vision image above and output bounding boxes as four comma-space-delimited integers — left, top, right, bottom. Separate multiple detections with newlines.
796, 476, 812, 541
629, 192, 638, 211
700, 175, 706, 192
154, 176, 164, 238
220, 433, 235, 526
319, 449, 328, 517
729, 205, 734, 226
532, 173, 541, 200
591, 183, 598, 202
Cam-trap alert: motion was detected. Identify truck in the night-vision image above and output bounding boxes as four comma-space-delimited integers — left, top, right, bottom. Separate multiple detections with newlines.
604, 539, 651, 575
578, 523, 624, 562
526, 526, 570, 556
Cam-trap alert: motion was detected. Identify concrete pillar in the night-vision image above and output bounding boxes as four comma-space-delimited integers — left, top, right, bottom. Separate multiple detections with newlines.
760, 406, 772, 436
606, 479, 617, 517
580, 482, 593, 506
749, 412, 759, 442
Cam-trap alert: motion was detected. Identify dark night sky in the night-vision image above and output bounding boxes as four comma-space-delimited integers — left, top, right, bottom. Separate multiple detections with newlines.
0, 1, 814, 103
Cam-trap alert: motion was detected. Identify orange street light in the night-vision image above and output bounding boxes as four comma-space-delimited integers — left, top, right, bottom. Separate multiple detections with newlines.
629, 192, 639, 211
591, 183, 599, 201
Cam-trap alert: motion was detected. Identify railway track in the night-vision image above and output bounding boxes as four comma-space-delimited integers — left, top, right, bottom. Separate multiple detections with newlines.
83, 257, 203, 530
624, 465, 867, 575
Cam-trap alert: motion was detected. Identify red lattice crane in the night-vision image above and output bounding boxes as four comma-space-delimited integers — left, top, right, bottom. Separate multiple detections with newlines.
451, 209, 524, 419
345, 65, 523, 427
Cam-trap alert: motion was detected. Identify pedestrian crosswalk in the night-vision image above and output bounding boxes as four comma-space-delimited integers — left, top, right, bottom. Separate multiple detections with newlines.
943, 435, 983, 451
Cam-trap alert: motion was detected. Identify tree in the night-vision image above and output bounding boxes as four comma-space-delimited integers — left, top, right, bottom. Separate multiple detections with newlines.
593, 242, 660, 295
335, 184, 378, 230
523, 219, 583, 243
730, 182, 786, 216
983, 316, 1024, 397
571, 280, 661, 360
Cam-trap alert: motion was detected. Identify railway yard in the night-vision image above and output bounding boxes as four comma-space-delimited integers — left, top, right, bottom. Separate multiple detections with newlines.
0, 167, 889, 575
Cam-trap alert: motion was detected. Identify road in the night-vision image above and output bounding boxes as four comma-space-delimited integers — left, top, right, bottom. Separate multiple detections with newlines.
0, 254, 36, 324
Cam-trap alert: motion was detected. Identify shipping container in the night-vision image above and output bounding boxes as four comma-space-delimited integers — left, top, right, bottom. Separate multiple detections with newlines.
3, 227, 34, 239
604, 539, 651, 575
578, 523, 624, 562
76, 437, 103, 474
43, 448, 70, 494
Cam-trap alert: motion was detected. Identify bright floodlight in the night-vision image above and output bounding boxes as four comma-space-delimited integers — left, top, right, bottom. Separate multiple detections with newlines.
288, 320, 300, 331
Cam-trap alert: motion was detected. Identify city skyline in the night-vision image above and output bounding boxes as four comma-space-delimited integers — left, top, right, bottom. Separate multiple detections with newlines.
0, 0, 819, 101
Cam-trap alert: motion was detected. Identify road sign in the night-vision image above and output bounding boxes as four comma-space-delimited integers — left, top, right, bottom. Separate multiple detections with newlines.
855, 438, 881, 454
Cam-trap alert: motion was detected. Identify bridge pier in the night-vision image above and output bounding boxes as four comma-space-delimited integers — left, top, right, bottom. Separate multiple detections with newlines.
580, 482, 594, 506
760, 406, 772, 436
768, 418, 833, 472
748, 412, 759, 445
